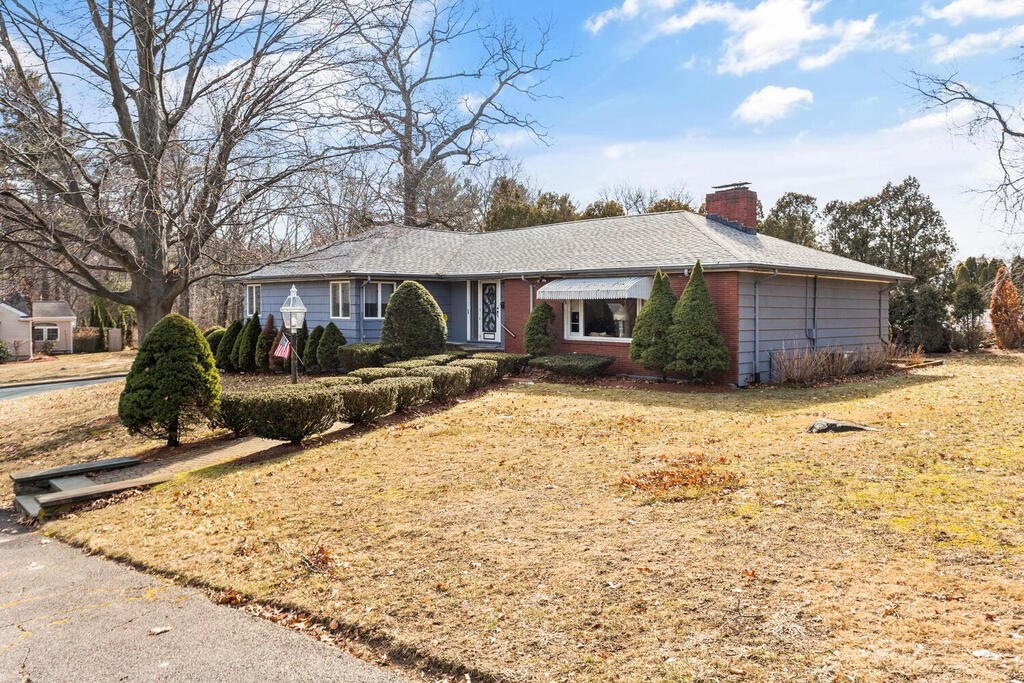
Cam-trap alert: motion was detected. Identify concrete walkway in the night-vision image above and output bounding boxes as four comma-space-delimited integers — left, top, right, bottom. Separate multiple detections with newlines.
0, 511, 405, 682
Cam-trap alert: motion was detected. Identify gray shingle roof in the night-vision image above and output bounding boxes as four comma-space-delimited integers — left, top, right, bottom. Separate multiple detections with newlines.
243, 211, 913, 283
31, 301, 76, 318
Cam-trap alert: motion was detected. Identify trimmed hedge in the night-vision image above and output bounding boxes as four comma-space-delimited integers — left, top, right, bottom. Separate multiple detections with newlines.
228, 385, 340, 444
349, 367, 408, 382
336, 383, 398, 424
386, 358, 435, 370
217, 391, 250, 437
528, 353, 615, 378
418, 352, 466, 364
470, 352, 531, 377
312, 376, 363, 389
339, 342, 384, 370
449, 358, 498, 390
371, 376, 433, 411
407, 365, 472, 402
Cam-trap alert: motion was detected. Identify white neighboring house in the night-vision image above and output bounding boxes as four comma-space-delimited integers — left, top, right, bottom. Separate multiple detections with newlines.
0, 300, 77, 359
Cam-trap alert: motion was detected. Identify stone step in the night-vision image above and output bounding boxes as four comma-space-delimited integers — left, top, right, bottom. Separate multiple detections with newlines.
48, 475, 95, 492
13, 494, 41, 518
11, 457, 140, 493
32, 474, 172, 519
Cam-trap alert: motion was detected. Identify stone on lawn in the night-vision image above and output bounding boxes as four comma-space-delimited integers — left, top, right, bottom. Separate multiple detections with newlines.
807, 419, 877, 434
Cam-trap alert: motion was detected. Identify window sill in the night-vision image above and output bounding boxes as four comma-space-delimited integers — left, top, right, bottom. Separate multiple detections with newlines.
565, 335, 632, 344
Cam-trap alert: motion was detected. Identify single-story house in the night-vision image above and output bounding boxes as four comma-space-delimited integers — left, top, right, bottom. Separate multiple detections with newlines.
0, 298, 78, 358
239, 184, 912, 386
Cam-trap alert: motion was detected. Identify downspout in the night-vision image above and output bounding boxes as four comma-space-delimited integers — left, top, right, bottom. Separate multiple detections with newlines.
879, 283, 894, 345
523, 274, 534, 312
360, 275, 373, 343
806, 276, 819, 349
753, 270, 779, 384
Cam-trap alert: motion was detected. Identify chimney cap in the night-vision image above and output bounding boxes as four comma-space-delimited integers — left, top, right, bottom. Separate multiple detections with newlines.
710, 182, 751, 191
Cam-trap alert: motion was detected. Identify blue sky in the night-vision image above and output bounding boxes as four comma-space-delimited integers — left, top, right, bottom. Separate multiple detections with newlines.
477, 0, 1024, 257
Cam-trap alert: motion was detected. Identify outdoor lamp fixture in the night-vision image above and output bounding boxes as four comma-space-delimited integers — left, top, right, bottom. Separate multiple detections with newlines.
279, 285, 307, 384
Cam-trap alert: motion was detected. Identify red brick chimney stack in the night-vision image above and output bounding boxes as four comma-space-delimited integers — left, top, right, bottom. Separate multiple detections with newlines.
705, 183, 757, 232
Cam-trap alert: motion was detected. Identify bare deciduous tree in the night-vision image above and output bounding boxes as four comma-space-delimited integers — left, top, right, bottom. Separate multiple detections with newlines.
342, 0, 567, 227
0, 0, 384, 338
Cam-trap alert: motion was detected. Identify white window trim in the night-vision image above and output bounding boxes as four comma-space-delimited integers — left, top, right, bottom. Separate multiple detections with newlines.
246, 284, 261, 317
363, 281, 395, 320
330, 281, 352, 319
563, 299, 644, 344
33, 323, 60, 342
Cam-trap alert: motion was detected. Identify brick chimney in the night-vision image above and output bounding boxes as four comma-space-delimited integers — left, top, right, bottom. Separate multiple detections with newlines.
705, 182, 757, 232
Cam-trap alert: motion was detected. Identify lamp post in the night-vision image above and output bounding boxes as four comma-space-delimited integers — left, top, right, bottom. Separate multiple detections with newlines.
279, 285, 307, 385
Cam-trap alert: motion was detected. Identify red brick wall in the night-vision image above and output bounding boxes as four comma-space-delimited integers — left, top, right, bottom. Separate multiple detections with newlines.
502, 272, 740, 384
705, 187, 758, 230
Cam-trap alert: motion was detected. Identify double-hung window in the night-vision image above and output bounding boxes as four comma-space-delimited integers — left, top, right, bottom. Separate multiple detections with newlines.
564, 299, 643, 342
364, 282, 395, 319
246, 284, 261, 317
330, 281, 351, 319
33, 324, 59, 342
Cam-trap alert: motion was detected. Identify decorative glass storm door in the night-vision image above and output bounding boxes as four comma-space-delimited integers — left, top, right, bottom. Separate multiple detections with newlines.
478, 281, 499, 342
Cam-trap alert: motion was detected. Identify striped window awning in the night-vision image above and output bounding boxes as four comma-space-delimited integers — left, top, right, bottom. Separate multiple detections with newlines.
536, 276, 654, 301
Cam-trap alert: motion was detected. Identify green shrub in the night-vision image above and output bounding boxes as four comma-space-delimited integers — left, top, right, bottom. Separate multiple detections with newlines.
205, 328, 226, 357
235, 314, 261, 373
336, 383, 398, 424
302, 325, 324, 372
118, 313, 221, 447
316, 322, 347, 373
312, 376, 363, 389
629, 270, 677, 379
418, 352, 466, 364
380, 280, 447, 358
269, 328, 286, 372
231, 385, 340, 444
470, 352, 531, 377
216, 391, 250, 437
371, 376, 433, 411
665, 261, 729, 381
449, 358, 498, 390
524, 301, 556, 355
0, 341, 10, 364
216, 320, 243, 371
254, 314, 277, 373
407, 365, 472, 402
295, 320, 309, 361
386, 358, 435, 370
339, 342, 383, 370
528, 353, 614, 378
349, 366, 408, 382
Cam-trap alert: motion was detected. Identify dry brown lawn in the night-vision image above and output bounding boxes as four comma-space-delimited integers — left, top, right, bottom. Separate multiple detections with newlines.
25, 355, 1024, 681
0, 350, 137, 385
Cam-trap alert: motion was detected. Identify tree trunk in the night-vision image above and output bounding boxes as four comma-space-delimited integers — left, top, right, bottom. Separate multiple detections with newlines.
135, 300, 175, 344
179, 284, 191, 320
168, 415, 180, 448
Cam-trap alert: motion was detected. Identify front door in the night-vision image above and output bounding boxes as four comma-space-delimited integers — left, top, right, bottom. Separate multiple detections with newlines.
478, 280, 500, 342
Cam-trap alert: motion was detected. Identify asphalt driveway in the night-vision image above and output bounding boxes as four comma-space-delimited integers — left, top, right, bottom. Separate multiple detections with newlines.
0, 377, 123, 401
0, 511, 405, 682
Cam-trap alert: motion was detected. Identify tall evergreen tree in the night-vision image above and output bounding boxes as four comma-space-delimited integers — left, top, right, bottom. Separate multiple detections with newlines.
235, 314, 261, 373
302, 325, 325, 372
991, 265, 1024, 349
629, 270, 677, 380
255, 314, 277, 373
665, 261, 730, 381
316, 322, 347, 373
216, 320, 243, 371
524, 302, 556, 355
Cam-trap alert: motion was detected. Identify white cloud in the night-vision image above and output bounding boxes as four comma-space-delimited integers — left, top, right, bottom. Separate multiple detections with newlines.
733, 86, 814, 126
933, 23, 1024, 60
521, 121, 1010, 258
799, 15, 878, 69
585, 0, 676, 34
923, 0, 1024, 24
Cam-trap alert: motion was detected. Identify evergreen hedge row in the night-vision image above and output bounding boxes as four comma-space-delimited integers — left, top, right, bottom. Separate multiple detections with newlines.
470, 352, 531, 377
339, 342, 383, 370
336, 383, 398, 424
528, 353, 615, 377
224, 385, 340, 444
371, 376, 433, 411
387, 358, 435, 370
407, 365, 472, 402
349, 367, 408, 382
449, 358, 498, 390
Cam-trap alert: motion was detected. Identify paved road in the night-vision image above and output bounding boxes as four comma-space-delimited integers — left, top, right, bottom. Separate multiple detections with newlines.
0, 511, 405, 682
0, 377, 123, 401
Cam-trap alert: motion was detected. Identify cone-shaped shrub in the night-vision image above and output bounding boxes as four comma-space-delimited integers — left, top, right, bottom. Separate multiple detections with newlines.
991, 265, 1024, 349
118, 313, 220, 447
524, 301, 556, 355
316, 322, 347, 373
205, 328, 226, 357
216, 320, 243, 371
303, 325, 324, 372
255, 314, 277, 372
380, 281, 447, 359
236, 313, 262, 373
665, 261, 730, 382
629, 270, 678, 379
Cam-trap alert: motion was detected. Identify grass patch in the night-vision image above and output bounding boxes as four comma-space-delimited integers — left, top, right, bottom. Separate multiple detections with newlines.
20, 353, 1024, 680
620, 453, 740, 501
0, 350, 137, 385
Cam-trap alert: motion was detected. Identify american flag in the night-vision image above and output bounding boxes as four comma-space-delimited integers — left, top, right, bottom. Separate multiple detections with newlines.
272, 335, 291, 359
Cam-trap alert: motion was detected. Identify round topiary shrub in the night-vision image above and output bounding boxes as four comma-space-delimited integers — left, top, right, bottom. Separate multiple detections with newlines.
316, 322, 347, 373
215, 320, 243, 371
118, 313, 221, 447
524, 301, 556, 356
371, 376, 433, 411
380, 281, 447, 359
406, 365, 472, 402
349, 366, 408, 382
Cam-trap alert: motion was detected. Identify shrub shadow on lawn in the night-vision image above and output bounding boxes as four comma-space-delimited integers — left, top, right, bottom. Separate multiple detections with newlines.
509, 370, 951, 414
